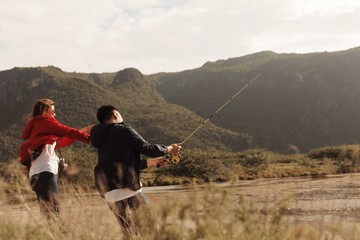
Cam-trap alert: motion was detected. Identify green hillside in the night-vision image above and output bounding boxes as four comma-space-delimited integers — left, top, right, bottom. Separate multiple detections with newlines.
3, 50, 360, 188
152, 47, 360, 153
0, 67, 253, 162
3, 47, 360, 160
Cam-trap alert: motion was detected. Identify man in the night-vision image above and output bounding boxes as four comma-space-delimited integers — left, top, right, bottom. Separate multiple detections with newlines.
90, 105, 181, 239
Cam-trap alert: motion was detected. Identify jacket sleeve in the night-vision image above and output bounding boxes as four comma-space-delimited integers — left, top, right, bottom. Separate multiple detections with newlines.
42, 118, 90, 144
126, 125, 168, 157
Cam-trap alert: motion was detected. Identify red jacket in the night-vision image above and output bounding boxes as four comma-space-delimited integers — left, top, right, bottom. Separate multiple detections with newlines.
18, 114, 90, 163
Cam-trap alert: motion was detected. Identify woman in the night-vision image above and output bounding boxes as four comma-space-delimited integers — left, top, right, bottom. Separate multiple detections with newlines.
18, 98, 93, 218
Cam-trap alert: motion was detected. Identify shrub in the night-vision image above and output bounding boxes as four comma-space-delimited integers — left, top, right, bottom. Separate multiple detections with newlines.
307, 146, 343, 159
162, 150, 235, 182
307, 145, 360, 160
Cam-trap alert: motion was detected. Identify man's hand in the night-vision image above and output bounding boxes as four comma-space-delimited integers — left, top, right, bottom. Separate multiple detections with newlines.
167, 143, 181, 156
147, 157, 169, 168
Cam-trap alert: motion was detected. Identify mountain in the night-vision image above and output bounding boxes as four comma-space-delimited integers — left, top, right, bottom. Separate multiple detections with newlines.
152, 47, 360, 153
0, 66, 253, 162
3, 46, 360, 161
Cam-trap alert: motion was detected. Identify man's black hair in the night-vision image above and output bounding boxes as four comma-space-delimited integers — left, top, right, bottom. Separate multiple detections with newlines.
97, 105, 118, 124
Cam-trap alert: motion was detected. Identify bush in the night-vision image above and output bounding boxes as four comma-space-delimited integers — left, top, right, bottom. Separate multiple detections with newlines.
162, 150, 234, 182
307, 146, 356, 160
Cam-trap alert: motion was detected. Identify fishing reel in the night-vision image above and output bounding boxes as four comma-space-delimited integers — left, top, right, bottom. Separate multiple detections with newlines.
165, 154, 181, 164
156, 154, 181, 168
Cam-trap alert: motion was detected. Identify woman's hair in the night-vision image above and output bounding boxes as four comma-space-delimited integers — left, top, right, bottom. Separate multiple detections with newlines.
97, 105, 118, 123
32, 98, 55, 117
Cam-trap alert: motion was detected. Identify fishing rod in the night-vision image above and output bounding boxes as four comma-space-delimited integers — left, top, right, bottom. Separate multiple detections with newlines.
167, 72, 262, 164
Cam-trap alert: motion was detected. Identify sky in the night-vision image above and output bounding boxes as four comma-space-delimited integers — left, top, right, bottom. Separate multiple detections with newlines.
1, 0, 359, 74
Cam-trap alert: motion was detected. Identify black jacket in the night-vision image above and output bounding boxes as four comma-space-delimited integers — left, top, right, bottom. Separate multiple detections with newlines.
90, 123, 168, 197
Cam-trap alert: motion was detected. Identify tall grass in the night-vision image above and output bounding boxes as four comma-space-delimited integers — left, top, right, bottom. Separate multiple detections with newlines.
134, 184, 292, 240
3, 146, 360, 239
2, 177, 360, 239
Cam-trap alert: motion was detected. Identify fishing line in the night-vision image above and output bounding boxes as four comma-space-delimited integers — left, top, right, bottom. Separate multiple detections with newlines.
168, 72, 262, 164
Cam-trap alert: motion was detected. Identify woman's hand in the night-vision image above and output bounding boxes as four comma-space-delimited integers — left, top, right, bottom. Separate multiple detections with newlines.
80, 124, 94, 134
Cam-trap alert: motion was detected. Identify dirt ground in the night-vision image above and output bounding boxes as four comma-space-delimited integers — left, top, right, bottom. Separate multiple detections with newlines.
239, 173, 360, 223
144, 173, 360, 225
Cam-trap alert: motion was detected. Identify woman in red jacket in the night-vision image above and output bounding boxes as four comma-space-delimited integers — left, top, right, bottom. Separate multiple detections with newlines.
19, 98, 93, 218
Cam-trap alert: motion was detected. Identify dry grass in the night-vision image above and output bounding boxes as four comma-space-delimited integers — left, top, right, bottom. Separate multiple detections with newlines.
3, 156, 360, 239
2, 179, 360, 240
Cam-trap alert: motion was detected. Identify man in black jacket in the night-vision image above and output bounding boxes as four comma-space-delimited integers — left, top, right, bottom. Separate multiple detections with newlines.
90, 105, 181, 239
